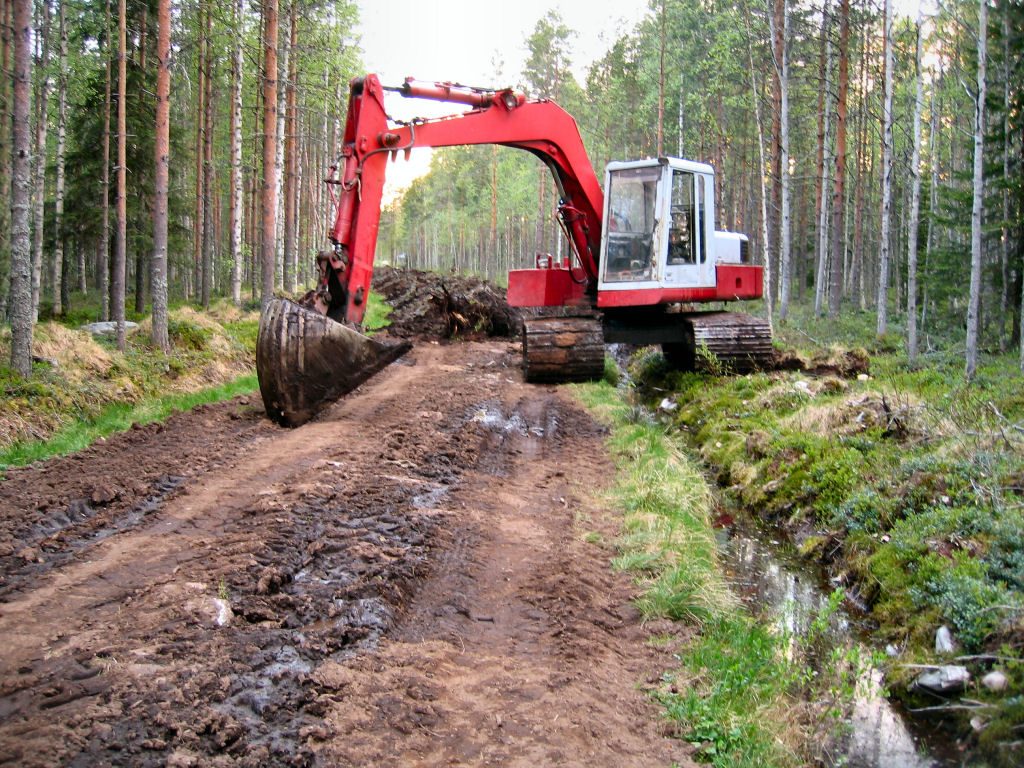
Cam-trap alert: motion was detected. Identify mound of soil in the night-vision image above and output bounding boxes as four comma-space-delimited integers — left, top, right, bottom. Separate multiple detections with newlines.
372, 267, 522, 341
770, 346, 871, 378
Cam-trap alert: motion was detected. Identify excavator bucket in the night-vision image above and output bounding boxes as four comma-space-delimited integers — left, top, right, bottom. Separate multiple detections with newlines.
256, 297, 412, 427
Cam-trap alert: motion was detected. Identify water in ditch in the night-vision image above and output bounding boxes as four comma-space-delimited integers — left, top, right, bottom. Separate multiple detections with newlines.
719, 523, 959, 767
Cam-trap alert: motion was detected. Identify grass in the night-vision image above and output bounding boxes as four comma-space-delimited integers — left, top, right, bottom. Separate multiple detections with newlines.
0, 374, 259, 472
362, 291, 394, 332
571, 377, 848, 767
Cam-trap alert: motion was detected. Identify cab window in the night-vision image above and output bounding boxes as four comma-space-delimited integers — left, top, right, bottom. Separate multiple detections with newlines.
668, 170, 699, 265
603, 166, 660, 283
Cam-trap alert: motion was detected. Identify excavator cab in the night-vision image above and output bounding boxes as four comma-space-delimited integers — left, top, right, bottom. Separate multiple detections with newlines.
598, 158, 717, 301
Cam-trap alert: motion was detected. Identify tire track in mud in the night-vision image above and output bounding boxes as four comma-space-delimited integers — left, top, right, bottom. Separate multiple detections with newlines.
1, 341, 696, 767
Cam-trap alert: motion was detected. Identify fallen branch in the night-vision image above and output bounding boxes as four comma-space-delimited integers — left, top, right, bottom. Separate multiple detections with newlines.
908, 703, 997, 714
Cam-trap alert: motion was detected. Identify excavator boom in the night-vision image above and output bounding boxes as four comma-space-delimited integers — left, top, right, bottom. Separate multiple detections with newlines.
258, 74, 607, 426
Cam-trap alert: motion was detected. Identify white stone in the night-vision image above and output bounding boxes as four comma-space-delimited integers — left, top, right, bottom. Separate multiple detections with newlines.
914, 665, 970, 694
935, 625, 956, 654
80, 321, 139, 336
981, 670, 1008, 692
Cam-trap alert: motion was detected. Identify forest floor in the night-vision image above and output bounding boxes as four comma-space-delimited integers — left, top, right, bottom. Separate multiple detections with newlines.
0, 329, 699, 766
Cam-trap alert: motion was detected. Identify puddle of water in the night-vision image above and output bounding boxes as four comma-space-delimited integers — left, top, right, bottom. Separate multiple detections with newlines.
470, 403, 528, 434
720, 530, 940, 768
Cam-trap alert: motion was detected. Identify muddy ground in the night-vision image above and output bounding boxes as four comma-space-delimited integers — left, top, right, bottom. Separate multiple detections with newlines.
0, 336, 697, 767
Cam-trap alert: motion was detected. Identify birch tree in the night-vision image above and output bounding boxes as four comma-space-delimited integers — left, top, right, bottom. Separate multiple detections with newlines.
876, 0, 894, 337
113, 0, 127, 351
906, 10, 924, 364
51, 0, 67, 315
773, 0, 792, 321
745, 9, 774, 332
230, 0, 244, 305
814, 6, 833, 317
31, 0, 50, 320
965, 0, 987, 379
828, 0, 850, 319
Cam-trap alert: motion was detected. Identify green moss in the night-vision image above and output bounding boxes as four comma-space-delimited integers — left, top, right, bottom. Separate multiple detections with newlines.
167, 318, 213, 351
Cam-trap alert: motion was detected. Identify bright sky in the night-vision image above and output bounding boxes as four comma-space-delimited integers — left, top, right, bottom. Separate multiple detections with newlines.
354, 0, 652, 200
353, 0, 927, 201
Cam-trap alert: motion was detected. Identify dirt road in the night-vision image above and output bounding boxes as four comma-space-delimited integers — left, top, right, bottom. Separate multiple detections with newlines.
0, 340, 694, 767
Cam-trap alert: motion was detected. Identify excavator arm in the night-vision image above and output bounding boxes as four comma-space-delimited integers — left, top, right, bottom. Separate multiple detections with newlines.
258, 74, 606, 427
312, 74, 605, 325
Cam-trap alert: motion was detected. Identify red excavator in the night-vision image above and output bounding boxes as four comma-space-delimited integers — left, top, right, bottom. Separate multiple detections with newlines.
256, 74, 771, 426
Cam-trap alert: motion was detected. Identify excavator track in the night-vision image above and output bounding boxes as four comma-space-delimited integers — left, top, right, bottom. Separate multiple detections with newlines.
522, 315, 605, 383
663, 311, 773, 373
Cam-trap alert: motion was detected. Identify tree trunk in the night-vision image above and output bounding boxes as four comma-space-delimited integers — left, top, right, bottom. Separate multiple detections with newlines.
283, 3, 298, 294
814, 11, 833, 317
746, 12, 774, 333
261, 0, 279, 306
850, 19, 869, 312
906, 11, 923, 364
827, 0, 850, 319
999, 6, 1010, 350
201, 1, 213, 310
769, 0, 783, 300
230, 0, 244, 305
275, 4, 288, 284
151, 0, 170, 353
51, 0, 67, 315
775, 0, 791, 321
812, 7, 828, 305
0, 0, 10, 325
923, 64, 941, 340
8, 0, 32, 376
656, 0, 665, 156
31, 0, 50, 321
114, 0, 127, 350
965, 0, 987, 379
100, 0, 111, 320
876, 0, 894, 338
190, 1, 205, 303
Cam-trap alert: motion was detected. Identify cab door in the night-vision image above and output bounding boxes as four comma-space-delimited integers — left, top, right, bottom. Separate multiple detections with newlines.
662, 168, 714, 290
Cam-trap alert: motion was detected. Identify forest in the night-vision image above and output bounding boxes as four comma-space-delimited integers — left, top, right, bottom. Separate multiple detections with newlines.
0, 0, 1022, 379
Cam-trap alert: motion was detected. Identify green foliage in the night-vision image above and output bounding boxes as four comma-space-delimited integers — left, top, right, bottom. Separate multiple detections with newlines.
628, 308, 1024, 755
361, 291, 393, 332
0, 306, 257, 466
572, 378, 870, 765
655, 614, 802, 767
910, 552, 1011, 653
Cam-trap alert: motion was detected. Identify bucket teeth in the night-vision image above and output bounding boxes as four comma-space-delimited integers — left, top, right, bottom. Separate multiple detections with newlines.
256, 297, 412, 427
